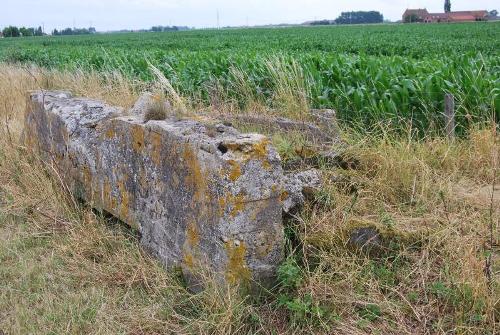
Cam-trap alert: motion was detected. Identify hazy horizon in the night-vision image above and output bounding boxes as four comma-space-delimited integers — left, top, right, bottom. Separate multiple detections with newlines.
1, 0, 498, 32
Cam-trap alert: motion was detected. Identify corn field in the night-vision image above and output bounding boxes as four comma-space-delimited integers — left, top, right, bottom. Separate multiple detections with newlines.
1, 23, 498, 133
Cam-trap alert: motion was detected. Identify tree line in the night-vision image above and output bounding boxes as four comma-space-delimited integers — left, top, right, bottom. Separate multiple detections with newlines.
309, 11, 384, 25
1, 25, 97, 37
150, 26, 190, 32
1, 26, 44, 37
51, 27, 96, 36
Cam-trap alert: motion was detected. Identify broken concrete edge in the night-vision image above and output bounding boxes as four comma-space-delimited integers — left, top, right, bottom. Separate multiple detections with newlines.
129, 93, 331, 215
131, 93, 353, 172
282, 169, 323, 214
23, 90, 305, 292
214, 111, 354, 171
218, 112, 344, 145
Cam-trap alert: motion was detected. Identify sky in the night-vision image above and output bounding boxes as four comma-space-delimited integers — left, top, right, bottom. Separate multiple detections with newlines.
1, 0, 497, 32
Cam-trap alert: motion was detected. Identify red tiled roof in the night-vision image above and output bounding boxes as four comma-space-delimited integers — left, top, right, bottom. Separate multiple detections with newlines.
449, 14, 477, 21
403, 8, 429, 17
449, 10, 488, 16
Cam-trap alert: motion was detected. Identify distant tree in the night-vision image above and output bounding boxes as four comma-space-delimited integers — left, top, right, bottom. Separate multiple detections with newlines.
150, 25, 180, 32
335, 11, 383, 25
34, 26, 43, 36
19, 27, 33, 37
2, 26, 20, 37
61, 28, 73, 35
444, 0, 451, 13
489, 9, 498, 17
310, 19, 333, 26
52, 27, 94, 36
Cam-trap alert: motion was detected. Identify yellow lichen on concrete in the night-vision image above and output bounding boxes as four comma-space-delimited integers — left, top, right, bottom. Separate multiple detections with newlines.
102, 179, 113, 209
150, 132, 163, 165
262, 160, 271, 170
182, 144, 208, 203
223, 142, 244, 152
82, 165, 92, 197
230, 193, 246, 218
224, 241, 251, 285
182, 221, 201, 270
131, 125, 145, 152
218, 192, 247, 218
228, 160, 242, 181
252, 139, 273, 170
251, 138, 270, 160
105, 124, 115, 139
223, 138, 272, 171
186, 222, 200, 246
218, 196, 226, 216
117, 179, 129, 220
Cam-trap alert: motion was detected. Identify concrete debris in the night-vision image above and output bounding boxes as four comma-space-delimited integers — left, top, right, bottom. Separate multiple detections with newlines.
282, 169, 322, 214
219, 113, 341, 144
348, 227, 383, 251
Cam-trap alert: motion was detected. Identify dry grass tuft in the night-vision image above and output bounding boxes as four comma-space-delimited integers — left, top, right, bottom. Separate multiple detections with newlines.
143, 96, 171, 122
265, 56, 311, 120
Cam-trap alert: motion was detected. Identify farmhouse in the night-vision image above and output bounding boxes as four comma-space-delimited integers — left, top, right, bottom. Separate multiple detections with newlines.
403, 8, 489, 23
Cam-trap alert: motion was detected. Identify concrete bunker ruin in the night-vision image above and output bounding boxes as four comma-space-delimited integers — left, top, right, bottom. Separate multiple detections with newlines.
23, 91, 340, 290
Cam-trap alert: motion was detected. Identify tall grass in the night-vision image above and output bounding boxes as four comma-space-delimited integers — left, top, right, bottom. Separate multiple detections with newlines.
265, 56, 311, 119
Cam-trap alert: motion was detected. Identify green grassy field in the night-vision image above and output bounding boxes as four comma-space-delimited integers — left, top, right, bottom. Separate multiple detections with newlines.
1, 23, 499, 132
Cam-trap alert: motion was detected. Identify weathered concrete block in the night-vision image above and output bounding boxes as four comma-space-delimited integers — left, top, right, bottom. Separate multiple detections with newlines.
23, 91, 285, 290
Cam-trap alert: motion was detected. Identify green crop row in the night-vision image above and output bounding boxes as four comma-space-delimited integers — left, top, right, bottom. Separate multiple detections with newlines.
1, 23, 498, 133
